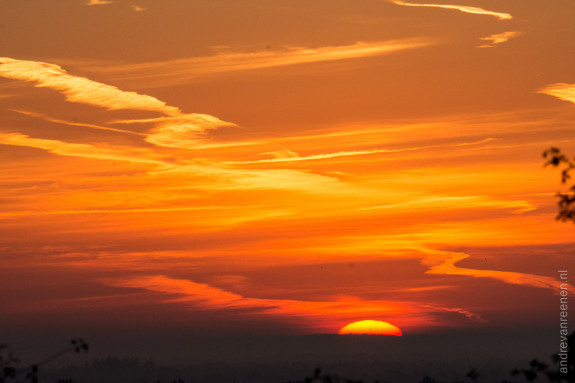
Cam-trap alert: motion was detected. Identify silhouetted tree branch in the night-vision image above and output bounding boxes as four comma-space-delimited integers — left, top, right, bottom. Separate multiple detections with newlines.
543, 147, 575, 223
0, 339, 88, 383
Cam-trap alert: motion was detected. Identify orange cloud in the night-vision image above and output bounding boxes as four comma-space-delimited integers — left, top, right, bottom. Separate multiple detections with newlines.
0, 57, 238, 152
87, 0, 113, 5
115, 114, 237, 149
226, 147, 423, 165
422, 249, 575, 293
156, 164, 343, 192
12, 109, 144, 136
226, 138, 499, 165
539, 83, 575, 105
0, 205, 235, 219
479, 31, 520, 48
0, 132, 170, 165
389, 0, 512, 20
363, 195, 535, 214
0, 57, 180, 114
108, 275, 481, 331
81, 39, 436, 87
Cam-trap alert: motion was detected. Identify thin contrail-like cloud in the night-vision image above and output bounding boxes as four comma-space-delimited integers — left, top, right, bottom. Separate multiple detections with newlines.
226, 147, 423, 165
388, 0, 512, 20
12, 109, 144, 136
0, 206, 240, 218
87, 0, 113, 5
227, 138, 498, 165
363, 195, 535, 214
81, 39, 436, 87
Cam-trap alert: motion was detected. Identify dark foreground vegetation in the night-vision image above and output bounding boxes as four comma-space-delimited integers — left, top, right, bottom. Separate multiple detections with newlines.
543, 147, 575, 223
1, 333, 572, 383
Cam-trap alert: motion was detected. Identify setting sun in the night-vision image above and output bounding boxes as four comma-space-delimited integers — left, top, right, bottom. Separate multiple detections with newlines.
338, 320, 403, 336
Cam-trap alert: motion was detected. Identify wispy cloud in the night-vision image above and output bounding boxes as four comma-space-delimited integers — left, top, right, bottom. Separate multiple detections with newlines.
422, 249, 575, 293
226, 147, 423, 165
82, 39, 436, 87
479, 31, 520, 48
109, 275, 480, 330
0, 54, 342, 194
87, 0, 113, 5
363, 195, 536, 214
388, 0, 512, 20
12, 109, 144, 136
114, 115, 238, 149
0, 57, 237, 151
0, 57, 180, 114
226, 138, 498, 165
0, 206, 229, 219
539, 83, 575, 105
0, 133, 170, 165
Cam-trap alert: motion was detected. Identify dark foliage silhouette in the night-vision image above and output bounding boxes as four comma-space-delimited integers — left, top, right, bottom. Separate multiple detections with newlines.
285, 367, 368, 383
417, 377, 438, 383
465, 369, 479, 382
543, 147, 575, 223
0, 339, 88, 383
511, 359, 548, 382
285, 333, 573, 383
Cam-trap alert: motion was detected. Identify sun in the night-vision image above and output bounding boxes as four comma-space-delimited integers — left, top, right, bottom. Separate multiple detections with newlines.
338, 320, 402, 336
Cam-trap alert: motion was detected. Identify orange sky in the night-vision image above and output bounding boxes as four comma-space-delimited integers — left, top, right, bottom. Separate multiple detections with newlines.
1, 0, 574, 336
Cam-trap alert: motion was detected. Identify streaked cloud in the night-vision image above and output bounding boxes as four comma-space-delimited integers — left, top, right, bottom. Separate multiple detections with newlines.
0, 57, 237, 151
115, 115, 237, 149
0, 57, 347, 193
227, 137, 498, 165
423, 250, 575, 293
109, 275, 481, 330
363, 195, 536, 214
227, 147, 423, 164
0, 57, 180, 114
479, 31, 520, 48
0, 205, 229, 219
0, 132, 170, 165
81, 39, 436, 87
388, 0, 512, 20
539, 83, 575, 105
155, 164, 344, 193
87, 0, 113, 5
12, 109, 144, 136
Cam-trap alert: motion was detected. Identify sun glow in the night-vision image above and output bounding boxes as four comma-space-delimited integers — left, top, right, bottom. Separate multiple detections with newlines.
338, 320, 403, 336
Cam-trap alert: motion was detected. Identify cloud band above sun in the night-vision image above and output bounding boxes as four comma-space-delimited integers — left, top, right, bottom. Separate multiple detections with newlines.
107, 275, 480, 331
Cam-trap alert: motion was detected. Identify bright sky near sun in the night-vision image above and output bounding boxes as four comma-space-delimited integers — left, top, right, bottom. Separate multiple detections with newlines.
1, 0, 574, 336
